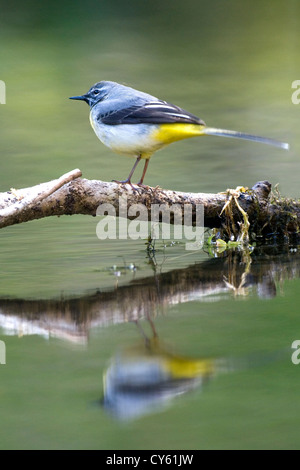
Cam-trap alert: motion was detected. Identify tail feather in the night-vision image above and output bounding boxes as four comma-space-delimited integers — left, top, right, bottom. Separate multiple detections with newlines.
203, 127, 289, 150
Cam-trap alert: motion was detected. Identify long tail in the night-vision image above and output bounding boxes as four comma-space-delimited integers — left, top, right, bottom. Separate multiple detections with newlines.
203, 127, 289, 150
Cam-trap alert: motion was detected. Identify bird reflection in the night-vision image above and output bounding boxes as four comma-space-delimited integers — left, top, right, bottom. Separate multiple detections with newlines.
102, 319, 215, 420
101, 316, 288, 420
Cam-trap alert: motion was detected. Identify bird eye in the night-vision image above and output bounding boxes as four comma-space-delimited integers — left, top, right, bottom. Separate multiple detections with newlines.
93, 89, 100, 95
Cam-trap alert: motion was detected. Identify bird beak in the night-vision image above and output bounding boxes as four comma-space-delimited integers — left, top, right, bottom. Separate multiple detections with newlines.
69, 94, 89, 103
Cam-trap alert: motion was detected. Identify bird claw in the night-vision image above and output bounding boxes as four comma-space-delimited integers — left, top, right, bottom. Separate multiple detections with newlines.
112, 179, 140, 192
137, 182, 150, 190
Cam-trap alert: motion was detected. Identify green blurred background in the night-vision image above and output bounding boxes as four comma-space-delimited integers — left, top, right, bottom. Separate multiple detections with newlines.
0, 0, 300, 450
1, 0, 298, 193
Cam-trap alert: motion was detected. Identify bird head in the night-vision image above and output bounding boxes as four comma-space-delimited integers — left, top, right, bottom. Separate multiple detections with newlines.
69, 81, 116, 108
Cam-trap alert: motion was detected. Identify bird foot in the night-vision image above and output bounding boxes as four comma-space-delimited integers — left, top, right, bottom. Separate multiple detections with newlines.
112, 179, 140, 192
137, 182, 151, 190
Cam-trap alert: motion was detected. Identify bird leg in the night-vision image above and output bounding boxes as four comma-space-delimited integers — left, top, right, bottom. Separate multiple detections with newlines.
137, 159, 150, 188
112, 155, 142, 190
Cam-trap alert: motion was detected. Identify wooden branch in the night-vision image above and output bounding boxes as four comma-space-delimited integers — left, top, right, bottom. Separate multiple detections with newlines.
0, 170, 299, 240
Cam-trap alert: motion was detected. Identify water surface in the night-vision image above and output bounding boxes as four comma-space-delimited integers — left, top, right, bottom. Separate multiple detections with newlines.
0, 0, 299, 450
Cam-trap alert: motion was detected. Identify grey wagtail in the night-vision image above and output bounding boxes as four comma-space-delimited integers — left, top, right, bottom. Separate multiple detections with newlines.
70, 81, 289, 188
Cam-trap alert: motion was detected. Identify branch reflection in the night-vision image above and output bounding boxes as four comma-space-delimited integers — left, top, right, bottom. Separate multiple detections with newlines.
0, 247, 298, 342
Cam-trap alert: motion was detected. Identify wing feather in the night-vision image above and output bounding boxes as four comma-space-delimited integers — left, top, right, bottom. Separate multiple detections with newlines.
100, 101, 205, 126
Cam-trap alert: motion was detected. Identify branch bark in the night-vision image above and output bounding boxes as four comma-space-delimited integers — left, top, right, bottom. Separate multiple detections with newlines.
0, 170, 299, 240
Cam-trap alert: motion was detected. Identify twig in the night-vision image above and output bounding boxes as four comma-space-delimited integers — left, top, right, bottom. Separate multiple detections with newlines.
0, 169, 82, 219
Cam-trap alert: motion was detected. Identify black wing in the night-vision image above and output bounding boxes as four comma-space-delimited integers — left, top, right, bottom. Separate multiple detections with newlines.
100, 100, 205, 126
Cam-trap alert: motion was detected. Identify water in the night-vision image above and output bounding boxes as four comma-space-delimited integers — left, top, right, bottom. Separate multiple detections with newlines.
0, 0, 300, 450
